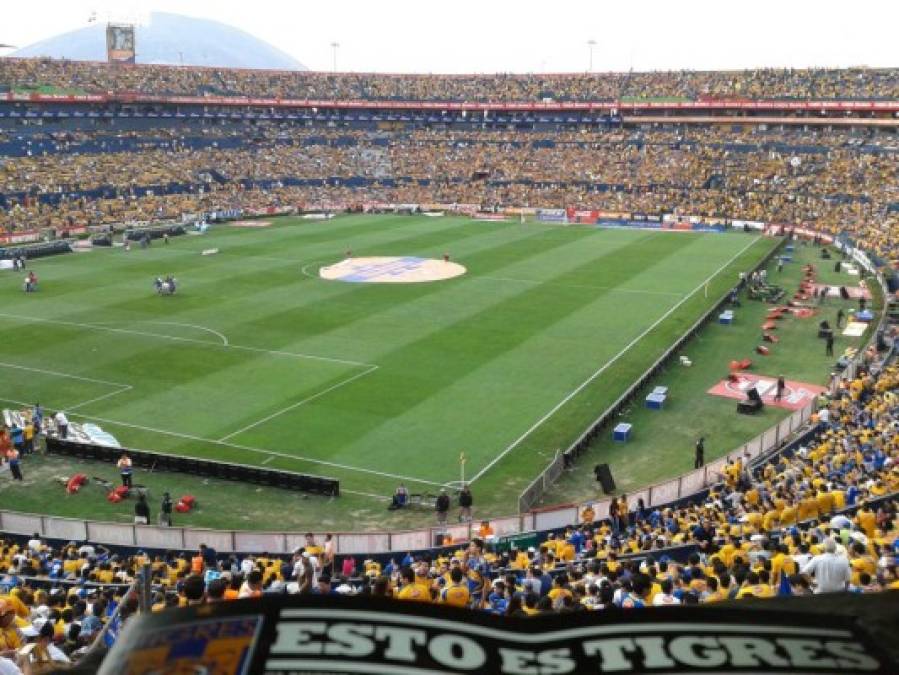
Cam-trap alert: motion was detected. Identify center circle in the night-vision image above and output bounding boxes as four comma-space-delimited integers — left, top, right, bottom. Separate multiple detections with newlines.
319, 256, 467, 284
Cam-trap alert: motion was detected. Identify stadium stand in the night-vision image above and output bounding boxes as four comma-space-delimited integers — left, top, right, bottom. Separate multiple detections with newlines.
0, 117, 896, 260
0, 58, 898, 100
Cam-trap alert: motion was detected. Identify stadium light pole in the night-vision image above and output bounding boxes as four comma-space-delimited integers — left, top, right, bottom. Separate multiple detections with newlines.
330, 42, 339, 72
587, 39, 596, 72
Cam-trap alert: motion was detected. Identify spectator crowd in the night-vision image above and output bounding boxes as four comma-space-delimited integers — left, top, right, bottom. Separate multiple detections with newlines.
1, 121, 896, 261
1, 58, 898, 101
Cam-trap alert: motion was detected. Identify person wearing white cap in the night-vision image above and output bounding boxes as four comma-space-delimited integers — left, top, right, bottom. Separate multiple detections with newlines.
801, 537, 850, 593
54, 411, 68, 439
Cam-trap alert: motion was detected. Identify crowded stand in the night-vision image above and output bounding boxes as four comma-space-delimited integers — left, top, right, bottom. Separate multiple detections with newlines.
1, 120, 897, 260
1, 58, 898, 100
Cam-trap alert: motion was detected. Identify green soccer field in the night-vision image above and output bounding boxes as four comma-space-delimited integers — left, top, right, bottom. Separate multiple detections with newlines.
0, 215, 778, 529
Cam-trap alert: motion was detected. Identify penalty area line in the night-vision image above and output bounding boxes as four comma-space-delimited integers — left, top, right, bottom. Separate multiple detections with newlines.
217, 364, 379, 442
467, 235, 763, 485
0, 362, 134, 412
0, 312, 374, 369
66, 385, 133, 412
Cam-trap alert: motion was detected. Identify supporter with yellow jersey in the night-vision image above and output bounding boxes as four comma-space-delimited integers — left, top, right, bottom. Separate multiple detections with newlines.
735, 571, 774, 599
396, 567, 430, 603
440, 568, 471, 607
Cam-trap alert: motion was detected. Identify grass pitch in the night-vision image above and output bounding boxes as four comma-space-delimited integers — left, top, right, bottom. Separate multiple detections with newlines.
0, 215, 777, 529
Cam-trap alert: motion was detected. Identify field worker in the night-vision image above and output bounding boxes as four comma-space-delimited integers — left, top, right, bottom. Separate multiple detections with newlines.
435, 489, 450, 525
458, 484, 473, 522
134, 494, 150, 525
117, 453, 133, 488
159, 492, 173, 527
6, 448, 23, 481
54, 411, 68, 439
9, 424, 23, 455
23, 420, 35, 455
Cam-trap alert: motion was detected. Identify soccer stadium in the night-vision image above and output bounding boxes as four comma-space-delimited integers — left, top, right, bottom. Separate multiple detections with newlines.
0, 4, 897, 673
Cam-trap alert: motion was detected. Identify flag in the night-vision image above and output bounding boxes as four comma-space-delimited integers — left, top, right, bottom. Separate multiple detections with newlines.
777, 571, 792, 597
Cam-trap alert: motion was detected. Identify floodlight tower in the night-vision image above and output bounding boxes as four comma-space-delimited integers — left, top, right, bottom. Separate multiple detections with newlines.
587, 39, 597, 72
330, 42, 340, 72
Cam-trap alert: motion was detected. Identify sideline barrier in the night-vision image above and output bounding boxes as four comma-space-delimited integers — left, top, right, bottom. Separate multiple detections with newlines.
46, 437, 340, 497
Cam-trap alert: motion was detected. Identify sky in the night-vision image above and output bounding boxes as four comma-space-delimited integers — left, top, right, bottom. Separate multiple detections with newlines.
1, 0, 896, 73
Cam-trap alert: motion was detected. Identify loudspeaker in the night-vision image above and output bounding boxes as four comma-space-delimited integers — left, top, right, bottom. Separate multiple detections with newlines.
594, 463, 616, 494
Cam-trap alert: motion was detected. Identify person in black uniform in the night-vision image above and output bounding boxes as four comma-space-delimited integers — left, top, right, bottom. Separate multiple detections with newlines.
160, 492, 173, 527
694, 437, 705, 469
134, 494, 150, 525
458, 485, 473, 522
435, 489, 450, 525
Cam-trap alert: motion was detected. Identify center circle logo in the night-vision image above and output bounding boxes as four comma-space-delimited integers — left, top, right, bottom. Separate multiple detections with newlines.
319, 256, 467, 284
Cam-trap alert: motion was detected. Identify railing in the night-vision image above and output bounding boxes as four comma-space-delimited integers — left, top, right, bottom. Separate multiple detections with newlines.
0, 233, 889, 557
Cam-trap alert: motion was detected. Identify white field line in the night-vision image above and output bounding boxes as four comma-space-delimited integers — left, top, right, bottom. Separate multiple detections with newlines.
478, 275, 683, 297
0, 312, 374, 369
66, 386, 133, 412
217, 364, 379, 442
259, 451, 394, 499
0, 397, 443, 487
341, 489, 391, 501
300, 261, 336, 279
92, 320, 230, 346
0, 361, 134, 413
0, 361, 130, 388
144, 321, 229, 346
467, 235, 762, 485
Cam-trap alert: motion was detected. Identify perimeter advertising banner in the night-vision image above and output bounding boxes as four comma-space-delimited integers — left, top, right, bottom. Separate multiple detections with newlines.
536, 208, 568, 223
98, 595, 896, 675
0, 230, 41, 245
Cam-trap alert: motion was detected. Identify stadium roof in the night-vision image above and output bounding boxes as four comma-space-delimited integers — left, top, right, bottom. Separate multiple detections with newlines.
10, 11, 306, 70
